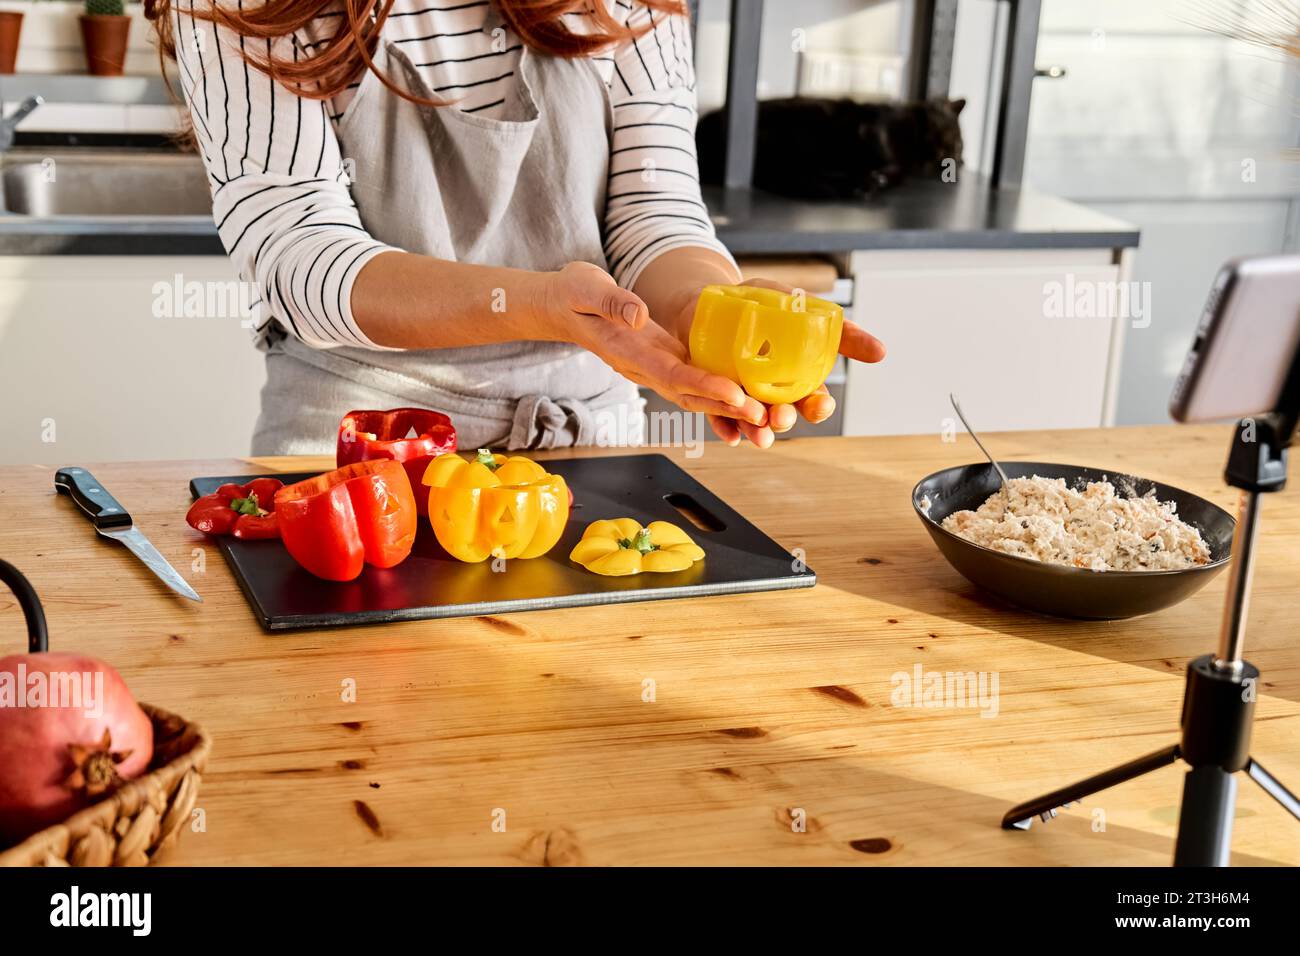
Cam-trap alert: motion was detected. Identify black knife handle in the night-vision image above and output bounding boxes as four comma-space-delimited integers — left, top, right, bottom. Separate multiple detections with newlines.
54, 467, 133, 530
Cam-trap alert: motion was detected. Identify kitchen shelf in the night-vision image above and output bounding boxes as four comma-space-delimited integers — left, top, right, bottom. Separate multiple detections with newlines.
705, 0, 1042, 191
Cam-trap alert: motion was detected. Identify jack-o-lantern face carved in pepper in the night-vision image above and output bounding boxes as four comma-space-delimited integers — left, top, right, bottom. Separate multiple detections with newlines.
422, 450, 569, 563
689, 284, 844, 406
336, 408, 456, 516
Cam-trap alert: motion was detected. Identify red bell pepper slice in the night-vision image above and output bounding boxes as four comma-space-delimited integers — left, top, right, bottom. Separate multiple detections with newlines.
337, 408, 457, 515
186, 478, 283, 540
274, 460, 417, 582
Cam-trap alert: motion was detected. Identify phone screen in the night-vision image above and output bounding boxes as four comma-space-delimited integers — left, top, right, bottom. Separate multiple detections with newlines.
1170, 255, 1300, 424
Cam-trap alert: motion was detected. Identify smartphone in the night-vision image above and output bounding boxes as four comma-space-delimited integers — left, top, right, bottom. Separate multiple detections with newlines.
1169, 254, 1300, 425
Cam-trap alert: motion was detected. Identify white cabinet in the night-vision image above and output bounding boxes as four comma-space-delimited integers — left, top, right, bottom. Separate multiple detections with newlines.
0, 247, 1134, 464
842, 248, 1130, 436
0, 256, 265, 464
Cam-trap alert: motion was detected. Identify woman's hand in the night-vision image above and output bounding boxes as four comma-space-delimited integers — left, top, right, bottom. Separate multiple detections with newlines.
532, 262, 768, 427
678, 277, 887, 448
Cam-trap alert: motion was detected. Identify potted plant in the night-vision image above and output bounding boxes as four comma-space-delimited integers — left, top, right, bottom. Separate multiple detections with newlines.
79, 0, 130, 76
0, 0, 26, 74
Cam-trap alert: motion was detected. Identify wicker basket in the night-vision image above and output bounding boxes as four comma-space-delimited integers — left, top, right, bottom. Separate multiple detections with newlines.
0, 703, 212, 867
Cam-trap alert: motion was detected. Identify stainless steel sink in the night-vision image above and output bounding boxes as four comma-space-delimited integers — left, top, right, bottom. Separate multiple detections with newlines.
1, 148, 213, 217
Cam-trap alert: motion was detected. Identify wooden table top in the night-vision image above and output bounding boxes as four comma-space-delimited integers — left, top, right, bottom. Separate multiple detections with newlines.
1, 425, 1297, 866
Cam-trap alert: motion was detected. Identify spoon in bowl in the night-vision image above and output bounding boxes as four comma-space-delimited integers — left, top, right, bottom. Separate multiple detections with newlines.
950, 393, 1010, 491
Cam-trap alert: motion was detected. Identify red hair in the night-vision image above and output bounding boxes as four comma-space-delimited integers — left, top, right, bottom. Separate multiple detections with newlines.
146, 0, 687, 105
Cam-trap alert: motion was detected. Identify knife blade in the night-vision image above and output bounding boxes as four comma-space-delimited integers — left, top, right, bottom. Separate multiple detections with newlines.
54, 466, 202, 603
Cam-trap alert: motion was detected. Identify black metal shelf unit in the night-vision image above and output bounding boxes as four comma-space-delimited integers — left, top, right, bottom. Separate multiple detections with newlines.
704, 0, 1042, 192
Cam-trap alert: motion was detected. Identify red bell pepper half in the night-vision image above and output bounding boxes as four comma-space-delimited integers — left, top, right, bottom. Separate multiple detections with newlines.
274, 460, 417, 582
186, 478, 284, 540
337, 408, 457, 515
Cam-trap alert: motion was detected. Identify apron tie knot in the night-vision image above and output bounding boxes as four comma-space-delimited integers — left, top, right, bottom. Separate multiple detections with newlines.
509, 394, 593, 450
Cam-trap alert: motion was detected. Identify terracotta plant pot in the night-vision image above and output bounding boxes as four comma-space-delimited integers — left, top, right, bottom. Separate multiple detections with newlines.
79, 13, 131, 77
0, 11, 22, 75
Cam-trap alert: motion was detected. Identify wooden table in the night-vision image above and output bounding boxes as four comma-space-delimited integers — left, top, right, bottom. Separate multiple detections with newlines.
1, 425, 1297, 866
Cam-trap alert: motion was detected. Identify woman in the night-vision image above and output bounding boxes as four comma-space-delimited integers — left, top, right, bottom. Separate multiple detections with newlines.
147, 0, 884, 451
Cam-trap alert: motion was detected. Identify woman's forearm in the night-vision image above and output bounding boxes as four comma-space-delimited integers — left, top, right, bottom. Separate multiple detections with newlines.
350, 250, 557, 349
632, 246, 743, 344
350, 245, 742, 353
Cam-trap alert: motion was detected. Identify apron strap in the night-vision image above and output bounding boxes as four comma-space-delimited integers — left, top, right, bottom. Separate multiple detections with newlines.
510, 394, 595, 449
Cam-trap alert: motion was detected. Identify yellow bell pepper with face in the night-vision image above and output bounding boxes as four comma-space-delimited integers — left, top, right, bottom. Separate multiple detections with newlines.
569, 518, 705, 576
689, 284, 844, 405
422, 449, 569, 562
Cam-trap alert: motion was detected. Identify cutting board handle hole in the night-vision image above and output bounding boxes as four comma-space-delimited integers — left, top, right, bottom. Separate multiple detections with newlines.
663, 493, 726, 533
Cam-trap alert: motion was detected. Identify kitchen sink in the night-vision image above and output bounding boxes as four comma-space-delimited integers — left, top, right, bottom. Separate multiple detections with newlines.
0, 148, 214, 217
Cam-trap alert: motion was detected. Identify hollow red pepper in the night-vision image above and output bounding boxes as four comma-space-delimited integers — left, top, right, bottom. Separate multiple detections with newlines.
337, 408, 457, 516
186, 478, 284, 540
274, 460, 417, 582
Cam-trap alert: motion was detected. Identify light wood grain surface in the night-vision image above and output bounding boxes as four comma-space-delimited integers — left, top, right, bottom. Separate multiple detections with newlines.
1, 425, 1297, 866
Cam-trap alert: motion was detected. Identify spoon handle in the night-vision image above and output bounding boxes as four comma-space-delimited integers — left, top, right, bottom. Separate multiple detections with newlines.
950, 394, 1011, 488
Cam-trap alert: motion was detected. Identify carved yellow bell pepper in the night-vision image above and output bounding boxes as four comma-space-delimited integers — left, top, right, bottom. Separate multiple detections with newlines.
689, 284, 844, 405
421, 449, 569, 562
569, 518, 705, 576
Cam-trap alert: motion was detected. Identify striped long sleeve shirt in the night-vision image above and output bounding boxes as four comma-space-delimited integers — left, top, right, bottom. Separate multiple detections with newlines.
172, 0, 732, 349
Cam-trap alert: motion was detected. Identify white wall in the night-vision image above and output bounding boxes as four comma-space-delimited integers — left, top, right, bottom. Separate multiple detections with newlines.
694, 0, 907, 109
1024, 0, 1300, 426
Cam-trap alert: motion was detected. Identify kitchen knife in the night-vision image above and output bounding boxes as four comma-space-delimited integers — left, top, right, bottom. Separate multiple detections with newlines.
54, 467, 202, 603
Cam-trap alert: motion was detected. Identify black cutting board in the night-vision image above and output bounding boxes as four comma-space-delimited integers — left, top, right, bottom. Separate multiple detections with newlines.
190, 453, 815, 630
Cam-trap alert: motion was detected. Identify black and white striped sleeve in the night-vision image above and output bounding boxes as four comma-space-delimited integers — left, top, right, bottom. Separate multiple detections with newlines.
173, 4, 398, 350
603, 3, 735, 290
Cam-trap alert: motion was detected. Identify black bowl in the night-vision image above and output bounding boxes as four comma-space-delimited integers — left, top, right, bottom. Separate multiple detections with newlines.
911, 462, 1235, 620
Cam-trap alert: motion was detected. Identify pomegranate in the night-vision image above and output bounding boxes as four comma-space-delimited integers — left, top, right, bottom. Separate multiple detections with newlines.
0, 561, 153, 846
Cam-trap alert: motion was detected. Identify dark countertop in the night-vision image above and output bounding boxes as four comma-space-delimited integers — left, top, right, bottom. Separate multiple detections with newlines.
0, 171, 1138, 256
704, 174, 1140, 254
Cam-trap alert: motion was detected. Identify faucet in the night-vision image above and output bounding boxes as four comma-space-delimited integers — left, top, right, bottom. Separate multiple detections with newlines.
0, 96, 42, 153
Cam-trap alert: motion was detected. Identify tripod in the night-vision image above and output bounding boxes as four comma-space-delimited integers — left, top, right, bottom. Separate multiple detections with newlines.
1002, 416, 1300, 866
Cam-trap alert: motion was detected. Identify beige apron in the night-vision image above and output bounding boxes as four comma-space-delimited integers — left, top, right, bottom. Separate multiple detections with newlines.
251, 8, 644, 454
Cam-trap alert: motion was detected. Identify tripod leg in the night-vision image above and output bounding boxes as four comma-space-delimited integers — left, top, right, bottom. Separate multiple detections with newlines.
1246, 758, 1300, 820
1173, 766, 1236, 866
1002, 745, 1180, 830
